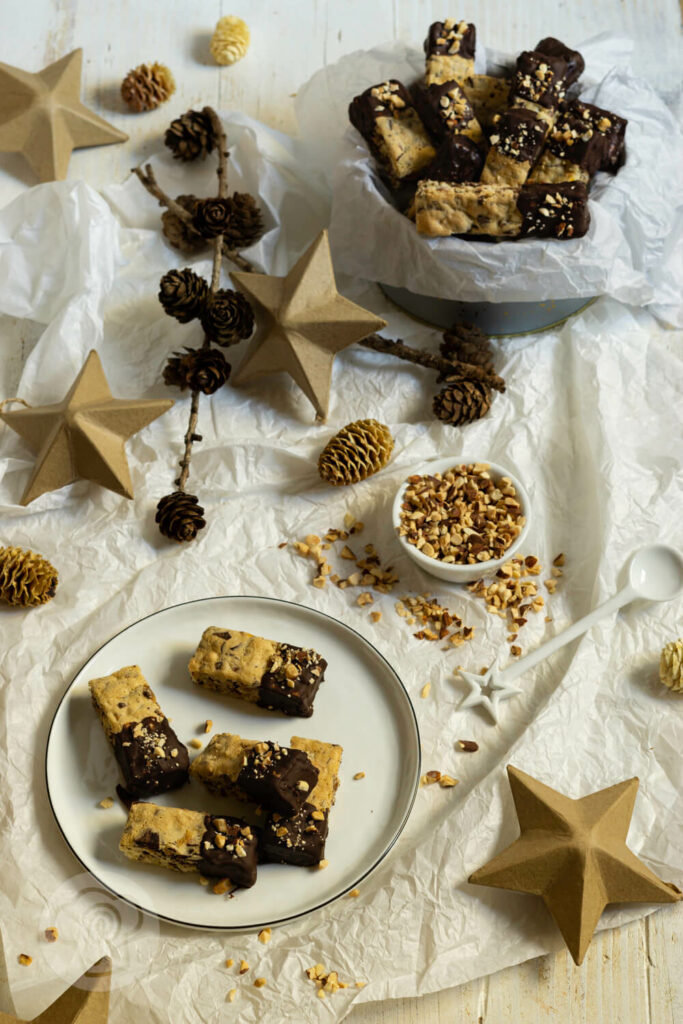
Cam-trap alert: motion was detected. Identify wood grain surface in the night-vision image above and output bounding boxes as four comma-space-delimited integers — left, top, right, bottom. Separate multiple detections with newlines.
1, 3, 682, 1022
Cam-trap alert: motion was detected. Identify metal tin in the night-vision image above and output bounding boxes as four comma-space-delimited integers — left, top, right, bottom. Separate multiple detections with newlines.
379, 283, 596, 336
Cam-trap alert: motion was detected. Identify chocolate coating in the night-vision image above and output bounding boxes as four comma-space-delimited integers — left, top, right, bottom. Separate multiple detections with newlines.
419, 134, 484, 184
517, 181, 590, 238
199, 815, 258, 888
260, 804, 329, 867
113, 717, 189, 798
236, 741, 319, 817
535, 37, 585, 85
348, 80, 415, 140
567, 100, 627, 172
258, 644, 326, 717
414, 80, 476, 140
490, 108, 548, 163
511, 50, 568, 109
424, 20, 476, 59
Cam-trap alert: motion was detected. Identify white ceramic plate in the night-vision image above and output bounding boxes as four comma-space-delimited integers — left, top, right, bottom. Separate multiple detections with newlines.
46, 596, 420, 931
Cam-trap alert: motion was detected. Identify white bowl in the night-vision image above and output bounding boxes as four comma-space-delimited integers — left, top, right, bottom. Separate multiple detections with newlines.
391, 457, 532, 584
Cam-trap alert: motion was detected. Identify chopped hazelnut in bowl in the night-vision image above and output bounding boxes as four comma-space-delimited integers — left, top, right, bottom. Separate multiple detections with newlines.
392, 457, 531, 583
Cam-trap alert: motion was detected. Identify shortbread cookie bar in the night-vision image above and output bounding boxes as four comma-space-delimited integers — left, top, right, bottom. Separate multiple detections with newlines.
480, 108, 548, 186
119, 802, 258, 887
191, 733, 319, 817
460, 74, 510, 128
414, 80, 484, 144
89, 665, 189, 799
348, 80, 436, 186
414, 179, 590, 239
424, 19, 476, 86
188, 627, 327, 717
261, 736, 343, 866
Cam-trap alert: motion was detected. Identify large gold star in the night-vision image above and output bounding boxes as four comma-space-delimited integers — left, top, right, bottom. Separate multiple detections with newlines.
0, 49, 127, 182
231, 230, 386, 421
1, 351, 172, 505
0, 956, 111, 1023
469, 766, 681, 965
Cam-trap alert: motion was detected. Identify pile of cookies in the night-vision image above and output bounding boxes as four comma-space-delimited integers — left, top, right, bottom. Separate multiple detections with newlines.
348, 21, 627, 241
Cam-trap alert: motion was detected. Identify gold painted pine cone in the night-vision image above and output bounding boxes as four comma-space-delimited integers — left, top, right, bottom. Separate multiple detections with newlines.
0, 545, 58, 607
660, 639, 683, 691
210, 15, 250, 66
318, 420, 394, 486
121, 62, 175, 112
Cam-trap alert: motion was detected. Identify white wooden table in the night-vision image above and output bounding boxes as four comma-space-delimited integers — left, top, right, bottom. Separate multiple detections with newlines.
2, 3, 682, 1022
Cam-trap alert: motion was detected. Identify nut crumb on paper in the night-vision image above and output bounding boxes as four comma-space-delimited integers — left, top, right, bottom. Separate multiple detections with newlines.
18, 954, 32, 966
98, 796, 114, 809
420, 682, 431, 699
44, 927, 58, 943
258, 927, 271, 944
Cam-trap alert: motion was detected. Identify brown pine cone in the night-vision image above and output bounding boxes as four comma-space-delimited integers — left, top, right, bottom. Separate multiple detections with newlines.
318, 420, 394, 486
121, 62, 176, 112
164, 110, 215, 162
161, 195, 209, 256
223, 193, 265, 250
192, 198, 233, 239
155, 491, 206, 543
158, 268, 209, 323
433, 379, 492, 426
163, 348, 231, 395
440, 323, 495, 375
0, 545, 58, 607
200, 289, 254, 346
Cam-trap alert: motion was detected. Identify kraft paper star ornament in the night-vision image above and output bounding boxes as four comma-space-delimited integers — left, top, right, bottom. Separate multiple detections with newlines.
0, 350, 173, 504
469, 766, 682, 965
0, 956, 111, 1023
0, 49, 127, 182
457, 659, 522, 724
231, 230, 386, 421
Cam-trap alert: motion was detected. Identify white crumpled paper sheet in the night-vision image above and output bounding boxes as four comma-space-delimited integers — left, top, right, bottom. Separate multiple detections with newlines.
0, 111, 682, 1024
295, 34, 683, 325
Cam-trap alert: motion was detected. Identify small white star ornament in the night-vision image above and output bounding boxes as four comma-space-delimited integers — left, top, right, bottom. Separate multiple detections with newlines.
457, 658, 522, 724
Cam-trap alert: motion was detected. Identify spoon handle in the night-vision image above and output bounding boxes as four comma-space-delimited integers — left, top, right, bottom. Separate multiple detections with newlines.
499, 583, 637, 684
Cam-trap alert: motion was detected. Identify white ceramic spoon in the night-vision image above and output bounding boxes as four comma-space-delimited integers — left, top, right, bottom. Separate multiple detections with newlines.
458, 543, 683, 724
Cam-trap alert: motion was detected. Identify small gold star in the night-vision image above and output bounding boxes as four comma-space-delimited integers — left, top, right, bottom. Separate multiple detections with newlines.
1, 351, 172, 504
0, 49, 127, 182
469, 766, 681, 964
231, 230, 386, 420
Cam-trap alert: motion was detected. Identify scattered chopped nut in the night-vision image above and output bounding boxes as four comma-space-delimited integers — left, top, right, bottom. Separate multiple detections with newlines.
348, 889, 360, 898
420, 682, 431, 699
439, 774, 458, 788
204, 719, 213, 733
98, 796, 114, 809
318, 859, 329, 870
258, 928, 272, 944
225, 958, 234, 967
353, 771, 366, 780
212, 879, 235, 895
398, 464, 525, 565
189, 738, 203, 749
44, 927, 58, 943
18, 955, 32, 966
553, 553, 565, 566
356, 981, 367, 989
395, 592, 474, 646
254, 977, 267, 988
199, 876, 209, 886
239, 959, 250, 974
420, 770, 442, 786
544, 578, 557, 593
317, 988, 326, 1000
227, 988, 237, 1002
370, 611, 382, 623
306, 963, 350, 996
357, 591, 374, 607
457, 739, 479, 752
510, 645, 522, 656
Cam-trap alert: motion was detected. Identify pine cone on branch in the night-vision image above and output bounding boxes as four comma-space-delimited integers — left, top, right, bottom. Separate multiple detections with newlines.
318, 420, 394, 486
164, 110, 215, 162
156, 491, 206, 543
440, 323, 495, 375
163, 348, 231, 395
0, 545, 58, 607
200, 289, 254, 346
223, 193, 265, 250
121, 62, 175, 112
192, 198, 233, 239
161, 195, 209, 256
433, 378, 492, 426
158, 268, 209, 323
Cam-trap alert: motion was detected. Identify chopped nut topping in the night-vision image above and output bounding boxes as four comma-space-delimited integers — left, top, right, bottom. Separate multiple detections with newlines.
44, 927, 58, 943
18, 954, 32, 966
98, 796, 114, 809
420, 682, 431, 699
398, 464, 525, 565
258, 927, 272, 944
297, 780, 310, 792
458, 739, 479, 752
353, 771, 366, 780
318, 859, 329, 870
311, 810, 325, 820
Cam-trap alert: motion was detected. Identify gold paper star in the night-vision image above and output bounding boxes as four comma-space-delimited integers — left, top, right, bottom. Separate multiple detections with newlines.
0, 956, 111, 1023
469, 766, 681, 965
231, 230, 386, 420
0, 49, 127, 182
1, 351, 173, 505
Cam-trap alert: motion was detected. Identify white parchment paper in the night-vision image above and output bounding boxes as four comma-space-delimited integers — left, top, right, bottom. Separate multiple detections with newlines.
295, 34, 683, 325
0, 112, 682, 1024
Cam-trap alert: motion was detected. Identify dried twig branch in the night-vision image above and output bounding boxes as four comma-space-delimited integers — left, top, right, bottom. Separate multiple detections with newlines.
359, 333, 506, 393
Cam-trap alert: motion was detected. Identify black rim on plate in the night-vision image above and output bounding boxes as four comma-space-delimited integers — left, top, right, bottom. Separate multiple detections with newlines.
45, 594, 422, 932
